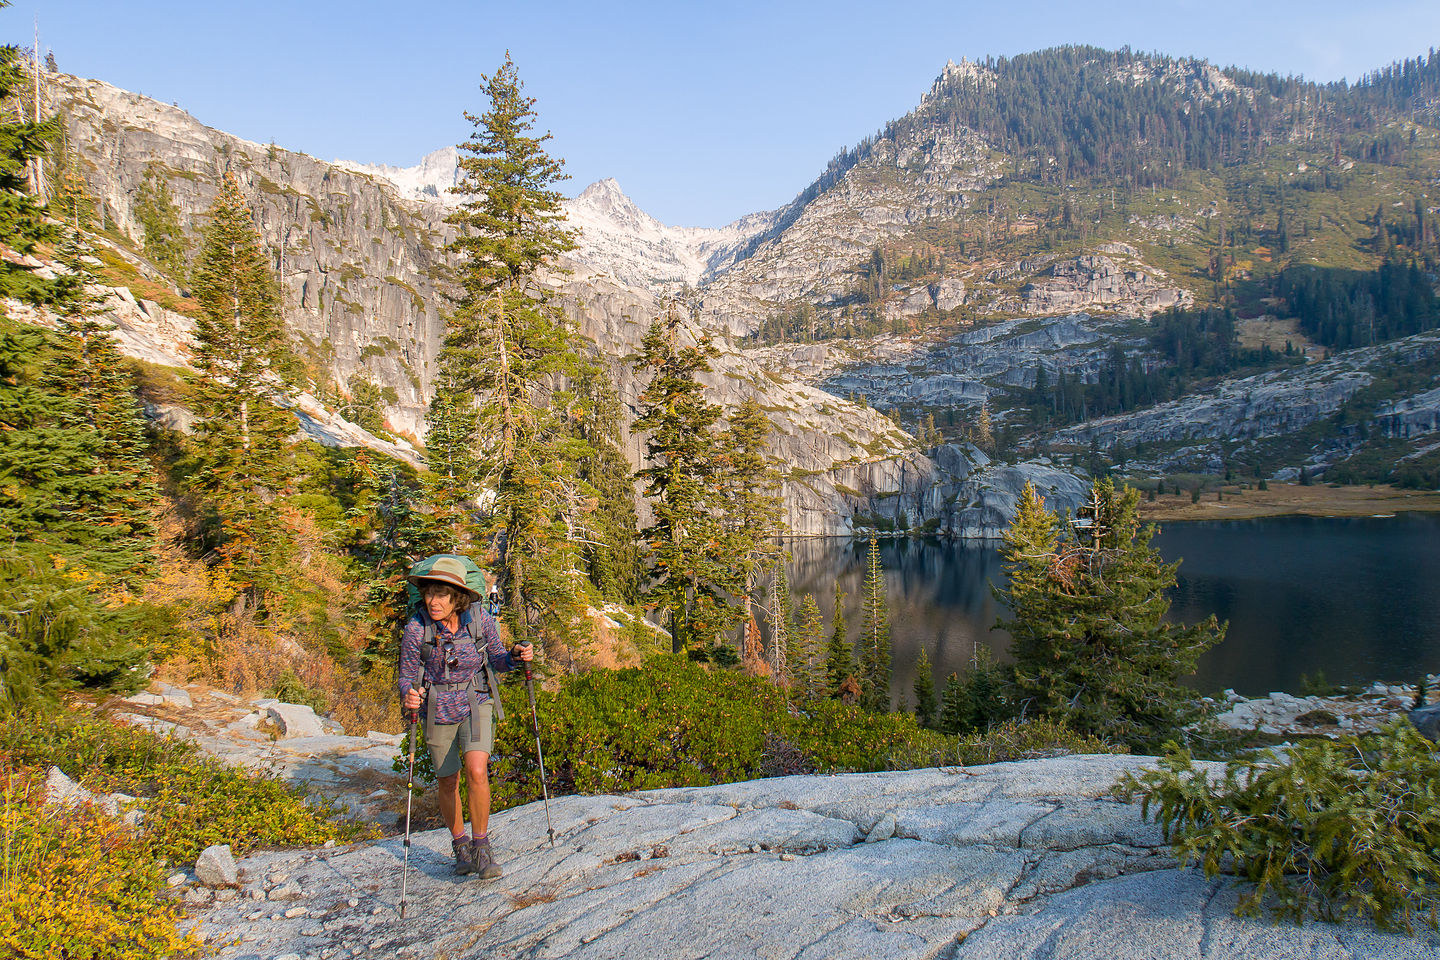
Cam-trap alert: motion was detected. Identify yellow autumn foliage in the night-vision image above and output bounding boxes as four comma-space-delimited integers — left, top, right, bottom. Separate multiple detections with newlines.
0, 772, 200, 960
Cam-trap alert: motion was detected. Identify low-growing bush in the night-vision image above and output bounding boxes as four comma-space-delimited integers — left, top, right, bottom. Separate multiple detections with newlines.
0, 710, 376, 863
267, 668, 330, 716
1121, 721, 1440, 932
0, 769, 200, 960
471, 657, 1121, 810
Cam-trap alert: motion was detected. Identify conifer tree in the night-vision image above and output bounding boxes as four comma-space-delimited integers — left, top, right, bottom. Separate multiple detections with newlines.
937, 673, 966, 734
995, 480, 1226, 749
572, 362, 641, 604
913, 642, 937, 727
189, 172, 296, 609
347, 455, 434, 665
421, 364, 482, 552
856, 538, 893, 712
45, 122, 95, 233
49, 231, 157, 579
822, 582, 852, 696
433, 52, 590, 652
0, 271, 155, 707
0, 31, 58, 304
974, 405, 994, 453
767, 562, 794, 682
632, 305, 726, 653
789, 594, 825, 698
718, 396, 785, 626
934, 648, 1009, 734
134, 163, 189, 281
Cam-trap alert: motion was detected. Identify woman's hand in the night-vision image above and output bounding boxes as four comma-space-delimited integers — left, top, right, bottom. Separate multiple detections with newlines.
403, 687, 424, 712
515, 641, 534, 662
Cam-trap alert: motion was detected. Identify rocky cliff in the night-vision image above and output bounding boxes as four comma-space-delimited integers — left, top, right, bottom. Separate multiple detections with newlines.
56, 72, 451, 439
1052, 330, 1440, 474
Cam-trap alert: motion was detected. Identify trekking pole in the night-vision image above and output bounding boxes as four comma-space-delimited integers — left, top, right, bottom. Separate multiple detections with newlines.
399, 703, 419, 918
520, 644, 555, 846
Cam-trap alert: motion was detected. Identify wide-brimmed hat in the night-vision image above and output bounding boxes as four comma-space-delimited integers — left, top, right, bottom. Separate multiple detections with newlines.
408, 556, 480, 604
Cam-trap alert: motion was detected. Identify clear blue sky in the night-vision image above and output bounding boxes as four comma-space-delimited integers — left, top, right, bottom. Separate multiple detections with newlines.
15, 1, 1440, 227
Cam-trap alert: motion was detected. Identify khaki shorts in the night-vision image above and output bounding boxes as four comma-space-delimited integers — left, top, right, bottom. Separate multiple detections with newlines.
427, 702, 494, 778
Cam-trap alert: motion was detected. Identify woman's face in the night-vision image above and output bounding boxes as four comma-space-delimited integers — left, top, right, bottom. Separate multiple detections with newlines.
421, 584, 463, 622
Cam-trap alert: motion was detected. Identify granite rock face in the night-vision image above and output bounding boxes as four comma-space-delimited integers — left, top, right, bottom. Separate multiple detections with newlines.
1051, 329, 1440, 472
52, 73, 452, 439
1016, 255, 1191, 316
188, 756, 1438, 960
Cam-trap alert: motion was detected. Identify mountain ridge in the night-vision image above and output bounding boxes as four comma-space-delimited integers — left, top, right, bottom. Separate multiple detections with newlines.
31, 42, 1440, 530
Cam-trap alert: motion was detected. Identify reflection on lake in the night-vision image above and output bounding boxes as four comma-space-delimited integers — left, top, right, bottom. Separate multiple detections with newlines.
785, 512, 1440, 705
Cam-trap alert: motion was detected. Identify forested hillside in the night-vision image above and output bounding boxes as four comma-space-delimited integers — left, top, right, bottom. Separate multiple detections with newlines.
714, 45, 1440, 488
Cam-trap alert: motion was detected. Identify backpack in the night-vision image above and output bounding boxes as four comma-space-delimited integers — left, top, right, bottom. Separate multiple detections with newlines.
405, 554, 505, 724
404, 553, 488, 610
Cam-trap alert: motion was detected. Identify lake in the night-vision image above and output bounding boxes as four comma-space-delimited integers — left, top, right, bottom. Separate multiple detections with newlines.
784, 512, 1440, 704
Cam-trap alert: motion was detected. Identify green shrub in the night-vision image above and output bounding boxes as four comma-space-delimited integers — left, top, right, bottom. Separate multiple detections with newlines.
0, 711, 375, 863
477, 657, 1121, 811
267, 668, 330, 715
1121, 721, 1440, 932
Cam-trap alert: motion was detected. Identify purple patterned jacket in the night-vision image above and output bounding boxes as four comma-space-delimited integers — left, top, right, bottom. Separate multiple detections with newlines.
396, 607, 513, 724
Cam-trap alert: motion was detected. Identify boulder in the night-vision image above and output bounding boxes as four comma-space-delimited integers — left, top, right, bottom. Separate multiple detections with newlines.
1408, 704, 1440, 742
154, 682, 193, 708
265, 703, 326, 739
195, 843, 238, 887
267, 880, 303, 902
42, 766, 93, 807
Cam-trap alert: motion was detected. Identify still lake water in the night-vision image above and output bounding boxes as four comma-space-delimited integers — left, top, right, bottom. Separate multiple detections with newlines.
785, 512, 1440, 704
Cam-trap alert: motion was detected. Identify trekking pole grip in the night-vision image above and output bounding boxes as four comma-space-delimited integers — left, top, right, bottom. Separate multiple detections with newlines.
518, 640, 534, 683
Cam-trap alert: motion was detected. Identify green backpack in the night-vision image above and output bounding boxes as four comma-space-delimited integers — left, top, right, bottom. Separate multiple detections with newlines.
404, 554, 488, 610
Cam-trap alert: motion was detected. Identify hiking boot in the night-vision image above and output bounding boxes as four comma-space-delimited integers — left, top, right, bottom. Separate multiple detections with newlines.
471, 836, 502, 880
452, 836, 474, 876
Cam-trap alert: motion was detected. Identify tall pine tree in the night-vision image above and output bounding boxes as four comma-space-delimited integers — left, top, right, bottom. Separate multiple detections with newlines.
632, 304, 727, 653
189, 172, 296, 613
790, 594, 825, 697
913, 643, 937, 727
822, 581, 852, 696
856, 538, 892, 712
716, 396, 785, 648
572, 361, 641, 605
0, 30, 58, 304
766, 561, 794, 681
433, 53, 592, 653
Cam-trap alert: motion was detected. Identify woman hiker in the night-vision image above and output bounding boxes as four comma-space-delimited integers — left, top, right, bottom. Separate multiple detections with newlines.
398, 556, 533, 878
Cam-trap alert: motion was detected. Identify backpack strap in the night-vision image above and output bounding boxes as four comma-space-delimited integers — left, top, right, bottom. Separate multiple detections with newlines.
418, 602, 505, 745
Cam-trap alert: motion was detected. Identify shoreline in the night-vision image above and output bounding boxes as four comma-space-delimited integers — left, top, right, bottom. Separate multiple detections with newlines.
1136, 482, 1440, 523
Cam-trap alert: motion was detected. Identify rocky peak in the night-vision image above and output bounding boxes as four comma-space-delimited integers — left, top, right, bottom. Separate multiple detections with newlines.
333, 146, 462, 204
563, 178, 777, 292
1112, 55, 1242, 102
922, 56, 995, 104
573, 177, 644, 220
